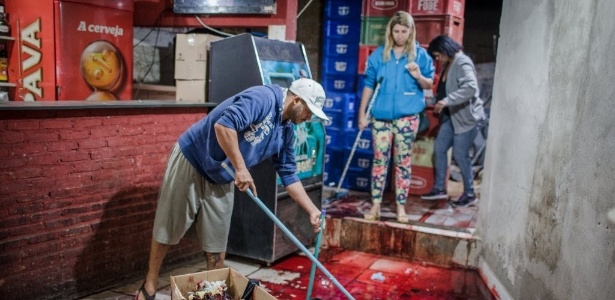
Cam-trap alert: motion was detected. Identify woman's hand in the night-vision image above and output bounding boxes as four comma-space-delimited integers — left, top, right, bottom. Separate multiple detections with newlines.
358, 113, 369, 130
406, 62, 422, 79
434, 99, 447, 114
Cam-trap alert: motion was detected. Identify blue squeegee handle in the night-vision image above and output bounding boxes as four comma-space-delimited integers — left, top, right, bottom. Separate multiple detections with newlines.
306, 207, 326, 300
221, 163, 355, 300
335, 82, 381, 194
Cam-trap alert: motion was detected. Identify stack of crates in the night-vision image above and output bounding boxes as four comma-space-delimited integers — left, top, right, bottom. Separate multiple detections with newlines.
409, 0, 465, 46
340, 126, 374, 192
320, 1, 362, 94
357, 0, 465, 75
322, 93, 356, 187
321, 0, 362, 188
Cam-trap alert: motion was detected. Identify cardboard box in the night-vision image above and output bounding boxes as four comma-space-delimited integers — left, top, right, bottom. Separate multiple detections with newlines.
175, 33, 223, 80
176, 80, 206, 102
133, 83, 176, 100
170, 268, 276, 300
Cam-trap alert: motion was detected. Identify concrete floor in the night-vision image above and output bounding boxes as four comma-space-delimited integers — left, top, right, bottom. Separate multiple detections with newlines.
80, 175, 484, 299
80, 249, 494, 299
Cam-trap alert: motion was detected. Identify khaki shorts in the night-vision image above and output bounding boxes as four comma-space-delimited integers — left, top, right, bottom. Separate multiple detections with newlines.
153, 143, 234, 253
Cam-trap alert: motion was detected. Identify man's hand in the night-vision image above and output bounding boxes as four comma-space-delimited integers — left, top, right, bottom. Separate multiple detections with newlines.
234, 167, 257, 196
310, 210, 322, 233
284, 182, 323, 233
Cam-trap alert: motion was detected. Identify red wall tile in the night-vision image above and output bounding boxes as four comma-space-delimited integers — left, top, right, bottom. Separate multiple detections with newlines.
0, 107, 206, 298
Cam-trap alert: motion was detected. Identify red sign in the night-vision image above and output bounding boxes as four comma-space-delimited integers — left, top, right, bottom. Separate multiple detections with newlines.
6, 0, 133, 101
409, 0, 465, 18
362, 0, 408, 17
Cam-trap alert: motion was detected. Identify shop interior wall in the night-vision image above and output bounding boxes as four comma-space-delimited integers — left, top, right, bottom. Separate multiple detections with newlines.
288, 0, 504, 82
0, 108, 206, 299
131, 1, 324, 89
478, 1, 615, 299
132, 0, 502, 89
296, 0, 323, 81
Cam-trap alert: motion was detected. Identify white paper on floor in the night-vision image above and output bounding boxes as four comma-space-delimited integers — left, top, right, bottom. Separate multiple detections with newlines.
249, 269, 301, 285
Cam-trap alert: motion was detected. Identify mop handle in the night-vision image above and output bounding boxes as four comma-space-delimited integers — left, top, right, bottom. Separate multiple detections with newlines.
335, 82, 381, 194
306, 207, 326, 300
335, 129, 365, 194
221, 163, 355, 300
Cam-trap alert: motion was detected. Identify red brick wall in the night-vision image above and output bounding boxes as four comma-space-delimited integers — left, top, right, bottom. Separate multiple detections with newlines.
0, 107, 207, 299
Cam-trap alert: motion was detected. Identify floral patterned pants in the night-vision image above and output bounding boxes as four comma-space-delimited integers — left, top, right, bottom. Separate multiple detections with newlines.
370, 114, 420, 205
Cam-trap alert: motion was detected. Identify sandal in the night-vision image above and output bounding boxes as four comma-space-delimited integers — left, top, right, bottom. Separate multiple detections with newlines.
363, 211, 380, 221
135, 282, 156, 300
396, 214, 409, 224
363, 203, 381, 221
396, 204, 409, 224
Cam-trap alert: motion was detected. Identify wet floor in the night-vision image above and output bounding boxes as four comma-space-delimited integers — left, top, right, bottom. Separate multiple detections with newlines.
322, 176, 480, 234
260, 250, 495, 300
83, 249, 495, 300
82, 180, 491, 299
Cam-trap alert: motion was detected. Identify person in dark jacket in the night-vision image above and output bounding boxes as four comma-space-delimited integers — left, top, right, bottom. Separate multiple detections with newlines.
135, 78, 327, 300
359, 11, 435, 223
421, 35, 485, 207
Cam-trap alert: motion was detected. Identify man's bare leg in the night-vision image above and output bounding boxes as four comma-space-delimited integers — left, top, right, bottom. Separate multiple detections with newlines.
204, 252, 226, 270
136, 239, 171, 300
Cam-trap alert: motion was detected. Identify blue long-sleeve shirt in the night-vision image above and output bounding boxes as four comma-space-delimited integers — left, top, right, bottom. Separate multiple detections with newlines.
178, 84, 299, 186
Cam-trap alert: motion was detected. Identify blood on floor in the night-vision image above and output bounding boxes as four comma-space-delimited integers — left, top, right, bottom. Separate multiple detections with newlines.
252, 250, 496, 300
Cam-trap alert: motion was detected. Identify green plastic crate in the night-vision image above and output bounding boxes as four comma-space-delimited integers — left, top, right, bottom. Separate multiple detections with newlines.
360, 16, 389, 46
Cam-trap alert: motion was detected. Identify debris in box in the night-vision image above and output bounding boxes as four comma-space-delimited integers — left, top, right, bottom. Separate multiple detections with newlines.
187, 280, 232, 300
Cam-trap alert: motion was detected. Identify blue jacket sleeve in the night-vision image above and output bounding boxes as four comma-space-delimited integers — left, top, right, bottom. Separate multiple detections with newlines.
364, 46, 384, 89
417, 47, 435, 79
272, 123, 300, 186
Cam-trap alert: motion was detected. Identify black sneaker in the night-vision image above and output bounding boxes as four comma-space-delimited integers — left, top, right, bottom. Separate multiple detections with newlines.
421, 188, 448, 200
454, 193, 478, 207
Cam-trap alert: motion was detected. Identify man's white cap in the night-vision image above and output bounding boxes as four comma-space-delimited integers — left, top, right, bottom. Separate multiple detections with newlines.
289, 78, 329, 121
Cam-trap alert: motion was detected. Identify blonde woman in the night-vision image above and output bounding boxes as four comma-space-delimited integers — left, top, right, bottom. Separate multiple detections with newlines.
358, 11, 434, 223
